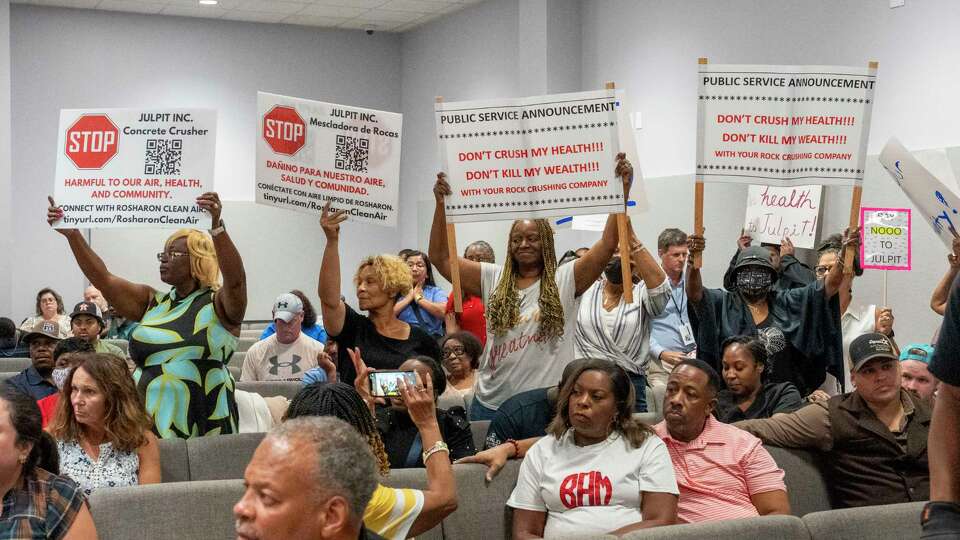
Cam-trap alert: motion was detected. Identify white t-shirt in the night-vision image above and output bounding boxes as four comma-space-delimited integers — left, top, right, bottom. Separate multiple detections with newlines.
240, 333, 322, 382
507, 430, 678, 538
477, 261, 580, 409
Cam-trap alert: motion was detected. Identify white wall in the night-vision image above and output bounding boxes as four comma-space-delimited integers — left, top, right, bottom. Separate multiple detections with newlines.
0, 0, 11, 315
8, 5, 402, 319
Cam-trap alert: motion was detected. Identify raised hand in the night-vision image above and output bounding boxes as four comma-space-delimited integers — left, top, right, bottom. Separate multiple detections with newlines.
687, 233, 706, 255
614, 152, 633, 200
320, 201, 348, 241
195, 192, 224, 227
397, 370, 438, 428
780, 236, 795, 257
737, 228, 752, 250
433, 172, 452, 202
46, 196, 77, 237
347, 347, 375, 413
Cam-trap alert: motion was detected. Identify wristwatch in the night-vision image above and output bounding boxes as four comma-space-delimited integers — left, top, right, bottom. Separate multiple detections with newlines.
415, 293, 424, 303
210, 221, 226, 237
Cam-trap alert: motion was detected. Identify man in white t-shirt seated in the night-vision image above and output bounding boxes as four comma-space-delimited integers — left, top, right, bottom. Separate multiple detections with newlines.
241, 293, 330, 382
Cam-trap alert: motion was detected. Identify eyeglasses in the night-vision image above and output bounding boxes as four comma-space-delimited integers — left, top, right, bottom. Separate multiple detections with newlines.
443, 346, 465, 357
157, 251, 189, 261
814, 265, 833, 276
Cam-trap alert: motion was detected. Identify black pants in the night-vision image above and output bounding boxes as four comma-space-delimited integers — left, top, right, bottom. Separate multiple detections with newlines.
922, 502, 960, 538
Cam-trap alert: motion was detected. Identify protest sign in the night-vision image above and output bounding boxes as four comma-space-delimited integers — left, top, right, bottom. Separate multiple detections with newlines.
879, 138, 960, 249
53, 108, 216, 229
697, 63, 877, 187
860, 207, 911, 270
743, 184, 822, 248
435, 89, 623, 224
255, 92, 402, 227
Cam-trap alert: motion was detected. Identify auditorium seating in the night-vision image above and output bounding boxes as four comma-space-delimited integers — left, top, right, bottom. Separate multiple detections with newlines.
235, 380, 301, 400
0, 372, 15, 384
0, 357, 31, 372
237, 337, 257, 352
226, 365, 241, 381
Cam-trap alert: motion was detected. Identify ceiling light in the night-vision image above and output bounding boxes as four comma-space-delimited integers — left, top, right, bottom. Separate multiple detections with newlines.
199, 0, 218, 5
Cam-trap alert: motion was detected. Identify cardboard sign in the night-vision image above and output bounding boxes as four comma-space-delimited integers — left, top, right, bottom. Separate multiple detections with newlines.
436, 89, 623, 223
53, 108, 216, 229
255, 92, 402, 227
860, 207, 911, 270
879, 138, 960, 249
697, 64, 877, 187
743, 184, 822, 248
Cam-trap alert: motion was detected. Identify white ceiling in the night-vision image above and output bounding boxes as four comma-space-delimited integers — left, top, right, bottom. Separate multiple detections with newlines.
11, 0, 484, 32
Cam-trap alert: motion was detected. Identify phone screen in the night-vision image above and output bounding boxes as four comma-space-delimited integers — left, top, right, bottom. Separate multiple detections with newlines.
369, 371, 417, 397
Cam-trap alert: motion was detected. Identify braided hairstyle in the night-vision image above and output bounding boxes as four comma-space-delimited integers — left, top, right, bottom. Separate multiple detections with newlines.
488, 219, 565, 339
285, 382, 391, 476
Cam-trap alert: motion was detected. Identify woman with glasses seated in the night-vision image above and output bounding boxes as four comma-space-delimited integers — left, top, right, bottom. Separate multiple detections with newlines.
47, 193, 247, 439
437, 331, 481, 412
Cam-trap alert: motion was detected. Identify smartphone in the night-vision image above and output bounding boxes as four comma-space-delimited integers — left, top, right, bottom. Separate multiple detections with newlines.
369, 370, 418, 398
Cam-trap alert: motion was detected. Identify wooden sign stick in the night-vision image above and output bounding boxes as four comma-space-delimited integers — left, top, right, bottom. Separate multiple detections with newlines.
607, 81, 634, 304
842, 60, 879, 275
693, 58, 708, 269
437, 95, 463, 313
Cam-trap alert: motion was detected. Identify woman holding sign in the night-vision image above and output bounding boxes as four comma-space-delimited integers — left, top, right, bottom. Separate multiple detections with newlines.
47, 193, 247, 439
429, 154, 633, 421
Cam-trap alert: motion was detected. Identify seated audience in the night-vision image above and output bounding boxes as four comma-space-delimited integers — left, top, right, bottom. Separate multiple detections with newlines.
648, 229, 696, 408
575, 232, 669, 412
36, 337, 95, 427
19, 287, 71, 339
429, 155, 634, 421
507, 359, 678, 537
373, 355, 475, 468
0, 386, 97, 538
319, 203, 441, 384
285, 380, 457, 539
929, 236, 960, 316
900, 343, 939, 401
241, 293, 326, 382
68, 301, 125, 358
722, 234, 815, 291
737, 333, 931, 508
395, 250, 448, 339
258, 289, 328, 344
302, 338, 339, 385
0, 317, 28, 358
444, 241, 494, 345
715, 335, 803, 422
82, 285, 110, 339
816, 233, 895, 393
687, 229, 856, 397
655, 359, 790, 522
437, 331, 480, 412
234, 416, 385, 540
49, 353, 160, 495
5, 320, 62, 400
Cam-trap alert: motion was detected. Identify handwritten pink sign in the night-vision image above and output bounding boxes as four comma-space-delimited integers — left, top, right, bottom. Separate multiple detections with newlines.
743, 184, 823, 248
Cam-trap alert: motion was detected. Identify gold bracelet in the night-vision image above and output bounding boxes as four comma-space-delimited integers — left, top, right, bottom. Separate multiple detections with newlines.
422, 441, 450, 464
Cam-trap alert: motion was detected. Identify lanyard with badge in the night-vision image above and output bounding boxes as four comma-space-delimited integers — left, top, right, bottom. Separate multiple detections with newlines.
671, 252, 697, 350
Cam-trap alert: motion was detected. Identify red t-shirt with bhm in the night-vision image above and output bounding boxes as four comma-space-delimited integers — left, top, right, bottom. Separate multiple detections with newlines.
445, 294, 486, 347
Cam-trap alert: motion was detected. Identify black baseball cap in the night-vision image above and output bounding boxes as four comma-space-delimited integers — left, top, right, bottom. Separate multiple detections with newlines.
70, 301, 105, 327
848, 333, 898, 373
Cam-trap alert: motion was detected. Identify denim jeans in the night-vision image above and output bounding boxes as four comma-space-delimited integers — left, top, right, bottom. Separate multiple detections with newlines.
628, 372, 647, 413
469, 396, 498, 421
922, 502, 960, 538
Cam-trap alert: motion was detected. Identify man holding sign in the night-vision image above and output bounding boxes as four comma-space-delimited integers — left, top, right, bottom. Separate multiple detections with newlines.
429, 155, 633, 420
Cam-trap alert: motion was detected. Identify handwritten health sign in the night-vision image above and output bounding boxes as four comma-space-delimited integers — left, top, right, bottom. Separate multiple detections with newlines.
743, 184, 822, 249
860, 207, 911, 271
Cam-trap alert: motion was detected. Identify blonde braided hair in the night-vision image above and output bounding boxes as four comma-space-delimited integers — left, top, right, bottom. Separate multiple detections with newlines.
487, 219, 565, 339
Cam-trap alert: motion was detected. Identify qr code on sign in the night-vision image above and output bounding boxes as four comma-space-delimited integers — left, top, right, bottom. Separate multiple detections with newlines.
335, 135, 369, 173
145, 139, 183, 175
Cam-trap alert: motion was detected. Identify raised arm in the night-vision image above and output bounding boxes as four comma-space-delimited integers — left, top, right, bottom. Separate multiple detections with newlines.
428, 173, 482, 297
48, 196, 153, 322
573, 153, 633, 295
318, 202, 348, 337
399, 371, 458, 537
197, 193, 247, 333
824, 227, 860, 299
685, 233, 706, 304
931, 237, 960, 315
627, 219, 666, 289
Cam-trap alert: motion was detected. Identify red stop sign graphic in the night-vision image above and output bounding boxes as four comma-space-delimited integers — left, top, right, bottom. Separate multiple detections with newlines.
65, 114, 120, 169
263, 106, 306, 155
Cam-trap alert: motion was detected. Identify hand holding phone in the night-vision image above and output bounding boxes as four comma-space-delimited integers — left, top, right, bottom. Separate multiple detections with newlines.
369, 370, 418, 397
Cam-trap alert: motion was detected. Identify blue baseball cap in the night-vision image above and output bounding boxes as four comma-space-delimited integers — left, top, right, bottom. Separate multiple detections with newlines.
899, 343, 934, 365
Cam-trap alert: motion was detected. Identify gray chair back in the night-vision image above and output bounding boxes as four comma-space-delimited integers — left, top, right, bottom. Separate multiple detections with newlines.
236, 380, 302, 400
187, 432, 265, 481
0, 357, 31, 372
619, 515, 809, 539
765, 446, 832, 516
157, 437, 190, 483
470, 420, 490, 450
801, 501, 924, 540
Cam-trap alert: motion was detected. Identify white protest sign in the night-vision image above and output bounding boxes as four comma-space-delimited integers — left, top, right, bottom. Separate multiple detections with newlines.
697, 64, 877, 187
255, 92, 402, 227
53, 109, 216, 229
879, 138, 960, 249
860, 207, 911, 270
436, 89, 623, 223
743, 184, 822, 248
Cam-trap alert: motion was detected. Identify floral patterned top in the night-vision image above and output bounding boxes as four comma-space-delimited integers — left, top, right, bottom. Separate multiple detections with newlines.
56, 440, 139, 497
